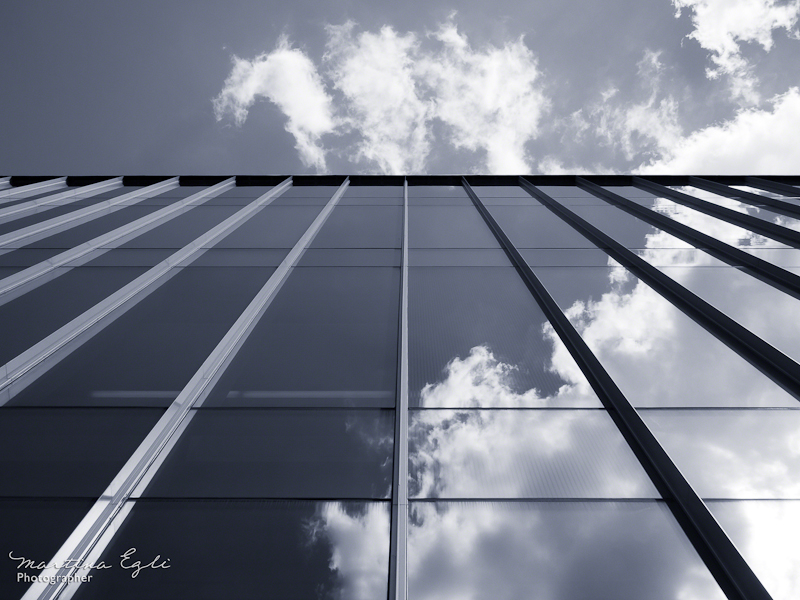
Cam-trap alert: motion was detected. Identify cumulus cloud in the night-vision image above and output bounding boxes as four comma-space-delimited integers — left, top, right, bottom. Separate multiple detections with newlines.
213, 36, 336, 171
672, 0, 800, 103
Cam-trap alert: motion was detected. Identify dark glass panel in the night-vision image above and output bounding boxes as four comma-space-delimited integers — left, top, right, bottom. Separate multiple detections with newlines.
204, 267, 399, 407
407, 501, 725, 600
59, 185, 145, 207
187, 248, 289, 267
142, 409, 394, 498
213, 205, 323, 248
533, 266, 799, 407
342, 185, 403, 197
8, 266, 275, 407
116, 206, 242, 249
488, 205, 597, 248
0, 408, 163, 497
520, 248, 612, 266
408, 185, 468, 198
298, 248, 400, 267
310, 205, 402, 248
73, 248, 175, 267
409, 206, 500, 248
641, 410, 800, 498
470, 185, 532, 198
566, 204, 684, 248
72, 500, 389, 600
409, 249, 511, 266
409, 267, 600, 407
0, 194, 113, 237
535, 185, 597, 198
409, 410, 657, 498
272, 186, 340, 205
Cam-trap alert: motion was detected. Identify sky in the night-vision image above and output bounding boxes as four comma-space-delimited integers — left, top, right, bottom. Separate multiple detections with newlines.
1, 0, 799, 175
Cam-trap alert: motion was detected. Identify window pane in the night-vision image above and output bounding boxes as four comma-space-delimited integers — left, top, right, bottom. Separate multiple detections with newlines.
310, 206, 402, 248
488, 205, 597, 248
213, 205, 324, 248
409, 410, 657, 498
410, 206, 501, 248
116, 206, 242, 249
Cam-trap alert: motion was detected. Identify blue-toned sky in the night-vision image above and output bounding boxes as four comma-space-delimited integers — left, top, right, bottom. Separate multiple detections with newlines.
2, 0, 799, 174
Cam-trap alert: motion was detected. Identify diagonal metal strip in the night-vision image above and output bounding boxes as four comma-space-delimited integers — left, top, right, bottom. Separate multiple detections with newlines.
462, 176, 772, 600
0, 177, 180, 254
0, 177, 123, 225
24, 177, 349, 600
632, 176, 800, 249
575, 177, 800, 300
745, 177, 800, 199
0, 177, 294, 406
0, 177, 67, 203
687, 177, 800, 220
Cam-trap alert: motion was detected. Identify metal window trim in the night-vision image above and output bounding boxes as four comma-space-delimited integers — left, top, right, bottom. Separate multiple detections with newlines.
389, 178, 409, 600
0, 177, 124, 225
24, 177, 349, 600
0, 177, 180, 252
0, 177, 67, 202
688, 177, 800, 220
633, 176, 800, 249
575, 177, 800, 300
746, 177, 800, 199
0, 177, 294, 406
462, 176, 772, 600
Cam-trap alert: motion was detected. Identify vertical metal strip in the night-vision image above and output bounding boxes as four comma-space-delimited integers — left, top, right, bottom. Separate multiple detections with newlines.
0, 177, 123, 224
25, 178, 350, 600
0, 177, 67, 203
389, 178, 409, 600
461, 177, 772, 600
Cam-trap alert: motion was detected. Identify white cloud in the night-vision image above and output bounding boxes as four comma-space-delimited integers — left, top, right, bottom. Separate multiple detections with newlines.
213, 36, 336, 171
673, 0, 800, 103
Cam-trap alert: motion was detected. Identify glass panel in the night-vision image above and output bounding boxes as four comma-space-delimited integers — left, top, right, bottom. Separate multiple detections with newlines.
71, 500, 389, 600
409, 267, 601, 407
58, 186, 145, 206
342, 185, 403, 197
409, 249, 511, 266
409, 206, 500, 248
488, 205, 597, 248
520, 248, 613, 266
679, 186, 800, 228
8, 266, 275, 407
116, 206, 242, 249
407, 501, 726, 600
408, 185, 468, 198
188, 248, 289, 267
533, 266, 799, 407
470, 185, 533, 198
409, 410, 658, 498
1, 499, 95, 598
212, 185, 274, 203
212, 205, 323, 248
297, 248, 400, 267
708, 500, 800, 600
272, 186, 340, 205
0, 408, 164, 497
141, 409, 394, 499
0, 197, 112, 237
203, 267, 399, 407
566, 204, 691, 249
535, 185, 597, 198
640, 410, 800, 498
310, 206, 402, 248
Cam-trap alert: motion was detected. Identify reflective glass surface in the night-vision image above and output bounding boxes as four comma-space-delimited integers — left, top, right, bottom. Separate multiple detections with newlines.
71, 501, 390, 600
142, 409, 394, 499
409, 206, 501, 247
708, 500, 800, 600
470, 185, 534, 198
272, 186, 340, 205
409, 267, 601, 407
641, 409, 800, 498
212, 205, 324, 248
407, 501, 726, 600
408, 185, 468, 198
310, 206, 402, 248
408, 410, 657, 498
203, 267, 399, 407
0, 195, 113, 237
488, 205, 597, 248
409, 249, 511, 266
0, 408, 164, 497
677, 186, 800, 229
534, 266, 799, 407
340, 185, 403, 205
115, 205, 242, 249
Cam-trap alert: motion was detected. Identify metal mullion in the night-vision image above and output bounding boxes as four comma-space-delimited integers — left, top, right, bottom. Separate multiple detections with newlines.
389, 178, 409, 600
575, 177, 800, 300
26, 178, 350, 600
688, 177, 800, 220
632, 176, 800, 248
745, 177, 800, 199
0, 177, 290, 406
519, 177, 800, 399
461, 177, 771, 600
0, 177, 123, 225
0, 177, 67, 203
0, 178, 180, 254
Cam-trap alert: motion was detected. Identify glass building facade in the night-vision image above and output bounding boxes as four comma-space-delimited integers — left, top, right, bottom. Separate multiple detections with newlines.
1, 174, 799, 600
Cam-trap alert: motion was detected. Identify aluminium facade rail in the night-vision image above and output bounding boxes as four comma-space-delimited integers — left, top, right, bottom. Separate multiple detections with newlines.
519, 177, 800, 400
26, 178, 351, 600
0, 177, 67, 203
0, 177, 293, 406
746, 177, 800, 198
461, 177, 772, 600
0, 177, 179, 255
687, 177, 800, 220
0, 177, 123, 225
389, 178, 409, 600
632, 176, 800, 248
574, 177, 800, 300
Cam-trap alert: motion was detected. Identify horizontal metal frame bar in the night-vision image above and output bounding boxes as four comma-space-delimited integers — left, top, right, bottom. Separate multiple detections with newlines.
0, 177, 295, 406
575, 178, 800, 300
0, 177, 67, 203
745, 177, 800, 198
688, 177, 800, 220
465, 177, 771, 600
522, 177, 800, 401
633, 176, 800, 249
0, 177, 179, 253
0, 177, 124, 225
29, 178, 349, 600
